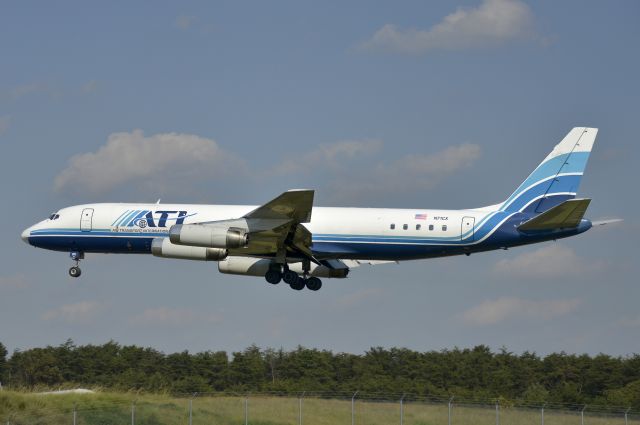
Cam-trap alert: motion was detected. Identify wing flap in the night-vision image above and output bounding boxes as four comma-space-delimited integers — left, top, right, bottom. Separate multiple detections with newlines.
518, 198, 591, 231
244, 189, 314, 222
241, 190, 316, 262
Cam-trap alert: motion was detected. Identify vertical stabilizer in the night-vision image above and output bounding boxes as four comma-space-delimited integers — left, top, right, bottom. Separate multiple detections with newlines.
500, 127, 597, 214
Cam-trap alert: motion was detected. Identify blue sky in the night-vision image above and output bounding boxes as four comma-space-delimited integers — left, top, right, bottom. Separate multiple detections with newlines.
1, 0, 638, 356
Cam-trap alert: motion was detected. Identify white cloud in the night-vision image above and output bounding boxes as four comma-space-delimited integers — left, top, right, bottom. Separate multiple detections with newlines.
494, 244, 604, 279
10, 83, 44, 99
54, 129, 244, 194
43, 301, 102, 323
461, 296, 581, 326
130, 307, 223, 326
0, 274, 28, 290
272, 139, 383, 176
176, 15, 195, 30
342, 142, 481, 195
382, 143, 481, 177
362, 0, 535, 54
0, 115, 10, 135
300, 141, 482, 204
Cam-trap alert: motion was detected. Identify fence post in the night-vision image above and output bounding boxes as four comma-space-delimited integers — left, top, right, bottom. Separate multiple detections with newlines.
541, 403, 547, 425
188, 393, 197, 425
244, 395, 249, 425
581, 405, 586, 425
448, 396, 454, 425
400, 394, 405, 425
351, 391, 358, 425
131, 400, 136, 425
299, 391, 305, 425
495, 400, 500, 425
625, 407, 631, 425
73, 402, 77, 425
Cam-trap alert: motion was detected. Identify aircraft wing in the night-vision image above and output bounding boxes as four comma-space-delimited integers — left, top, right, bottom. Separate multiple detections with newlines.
518, 198, 591, 231
228, 189, 317, 261
176, 189, 317, 261
244, 189, 313, 222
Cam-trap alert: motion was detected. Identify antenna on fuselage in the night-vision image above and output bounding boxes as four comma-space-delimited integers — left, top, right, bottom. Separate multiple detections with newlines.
156, 199, 161, 204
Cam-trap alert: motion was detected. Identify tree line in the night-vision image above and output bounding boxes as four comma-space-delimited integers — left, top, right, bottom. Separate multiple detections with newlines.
0, 341, 638, 408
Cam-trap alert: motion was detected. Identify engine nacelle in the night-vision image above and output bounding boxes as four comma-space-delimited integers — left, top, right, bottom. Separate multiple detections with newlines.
151, 238, 227, 261
169, 224, 249, 249
218, 256, 349, 278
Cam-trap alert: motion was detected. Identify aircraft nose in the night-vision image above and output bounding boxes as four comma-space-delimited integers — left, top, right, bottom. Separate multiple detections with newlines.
21, 227, 31, 244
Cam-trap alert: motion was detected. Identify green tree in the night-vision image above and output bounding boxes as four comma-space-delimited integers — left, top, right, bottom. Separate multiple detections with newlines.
605, 380, 640, 409
229, 345, 267, 390
9, 348, 63, 387
522, 382, 549, 405
0, 341, 7, 386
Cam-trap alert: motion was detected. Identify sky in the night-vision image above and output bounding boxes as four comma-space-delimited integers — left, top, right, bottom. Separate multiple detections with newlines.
1, 0, 639, 357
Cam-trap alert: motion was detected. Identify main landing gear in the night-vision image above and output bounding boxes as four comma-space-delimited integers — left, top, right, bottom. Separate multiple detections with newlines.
68, 251, 84, 278
264, 264, 323, 291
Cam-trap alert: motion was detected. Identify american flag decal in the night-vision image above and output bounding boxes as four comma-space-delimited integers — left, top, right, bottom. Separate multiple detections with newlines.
414, 213, 427, 220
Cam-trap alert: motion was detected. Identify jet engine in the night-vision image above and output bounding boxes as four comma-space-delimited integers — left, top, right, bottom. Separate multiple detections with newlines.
218, 256, 349, 278
151, 238, 228, 261
169, 224, 249, 249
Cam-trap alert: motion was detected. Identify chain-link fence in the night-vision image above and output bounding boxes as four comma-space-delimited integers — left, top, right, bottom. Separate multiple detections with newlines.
3, 392, 638, 425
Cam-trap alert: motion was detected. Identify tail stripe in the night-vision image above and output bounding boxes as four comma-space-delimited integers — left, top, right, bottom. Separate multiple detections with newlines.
501, 173, 583, 212
499, 128, 596, 214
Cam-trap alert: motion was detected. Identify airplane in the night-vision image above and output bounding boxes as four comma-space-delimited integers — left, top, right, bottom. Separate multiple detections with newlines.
21, 127, 614, 291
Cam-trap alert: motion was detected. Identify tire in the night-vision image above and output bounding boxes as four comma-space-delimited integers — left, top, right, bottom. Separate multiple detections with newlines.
69, 266, 81, 278
265, 270, 282, 285
283, 270, 299, 285
290, 277, 306, 291
306, 277, 322, 291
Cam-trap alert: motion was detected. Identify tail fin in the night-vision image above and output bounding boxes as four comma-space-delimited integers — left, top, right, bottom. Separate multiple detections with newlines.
499, 127, 598, 214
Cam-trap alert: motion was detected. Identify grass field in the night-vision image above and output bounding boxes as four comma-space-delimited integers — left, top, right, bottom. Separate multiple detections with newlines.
0, 390, 637, 425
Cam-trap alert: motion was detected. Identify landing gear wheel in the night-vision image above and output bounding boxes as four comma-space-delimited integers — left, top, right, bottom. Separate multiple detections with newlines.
265, 270, 282, 285
306, 277, 322, 291
68, 251, 84, 278
69, 266, 82, 278
290, 277, 306, 291
283, 270, 299, 285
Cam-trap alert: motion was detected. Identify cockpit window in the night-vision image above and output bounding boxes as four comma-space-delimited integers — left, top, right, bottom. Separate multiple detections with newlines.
48, 213, 60, 220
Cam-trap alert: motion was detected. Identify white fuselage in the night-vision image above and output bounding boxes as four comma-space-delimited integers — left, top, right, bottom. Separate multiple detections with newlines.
23, 202, 503, 259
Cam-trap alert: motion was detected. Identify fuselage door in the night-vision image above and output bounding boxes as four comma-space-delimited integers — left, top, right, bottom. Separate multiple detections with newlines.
80, 208, 94, 232
461, 216, 475, 241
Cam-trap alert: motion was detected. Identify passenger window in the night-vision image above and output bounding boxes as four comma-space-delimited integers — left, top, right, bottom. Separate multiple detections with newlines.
416, 224, 421, 230
403, 224, 408, 230
442, 225, 447, 231
429, 224, 434, 231
390, 224, 395, 230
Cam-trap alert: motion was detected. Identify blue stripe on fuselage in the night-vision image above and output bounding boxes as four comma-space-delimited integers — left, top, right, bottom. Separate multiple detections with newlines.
26, 216, 590, 260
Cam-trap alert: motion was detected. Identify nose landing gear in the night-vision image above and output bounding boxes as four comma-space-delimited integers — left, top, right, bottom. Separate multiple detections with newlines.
69, 251, 84, 278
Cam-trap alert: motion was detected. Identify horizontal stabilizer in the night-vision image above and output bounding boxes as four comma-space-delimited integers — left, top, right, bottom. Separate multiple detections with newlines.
518, 198, 591, 231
